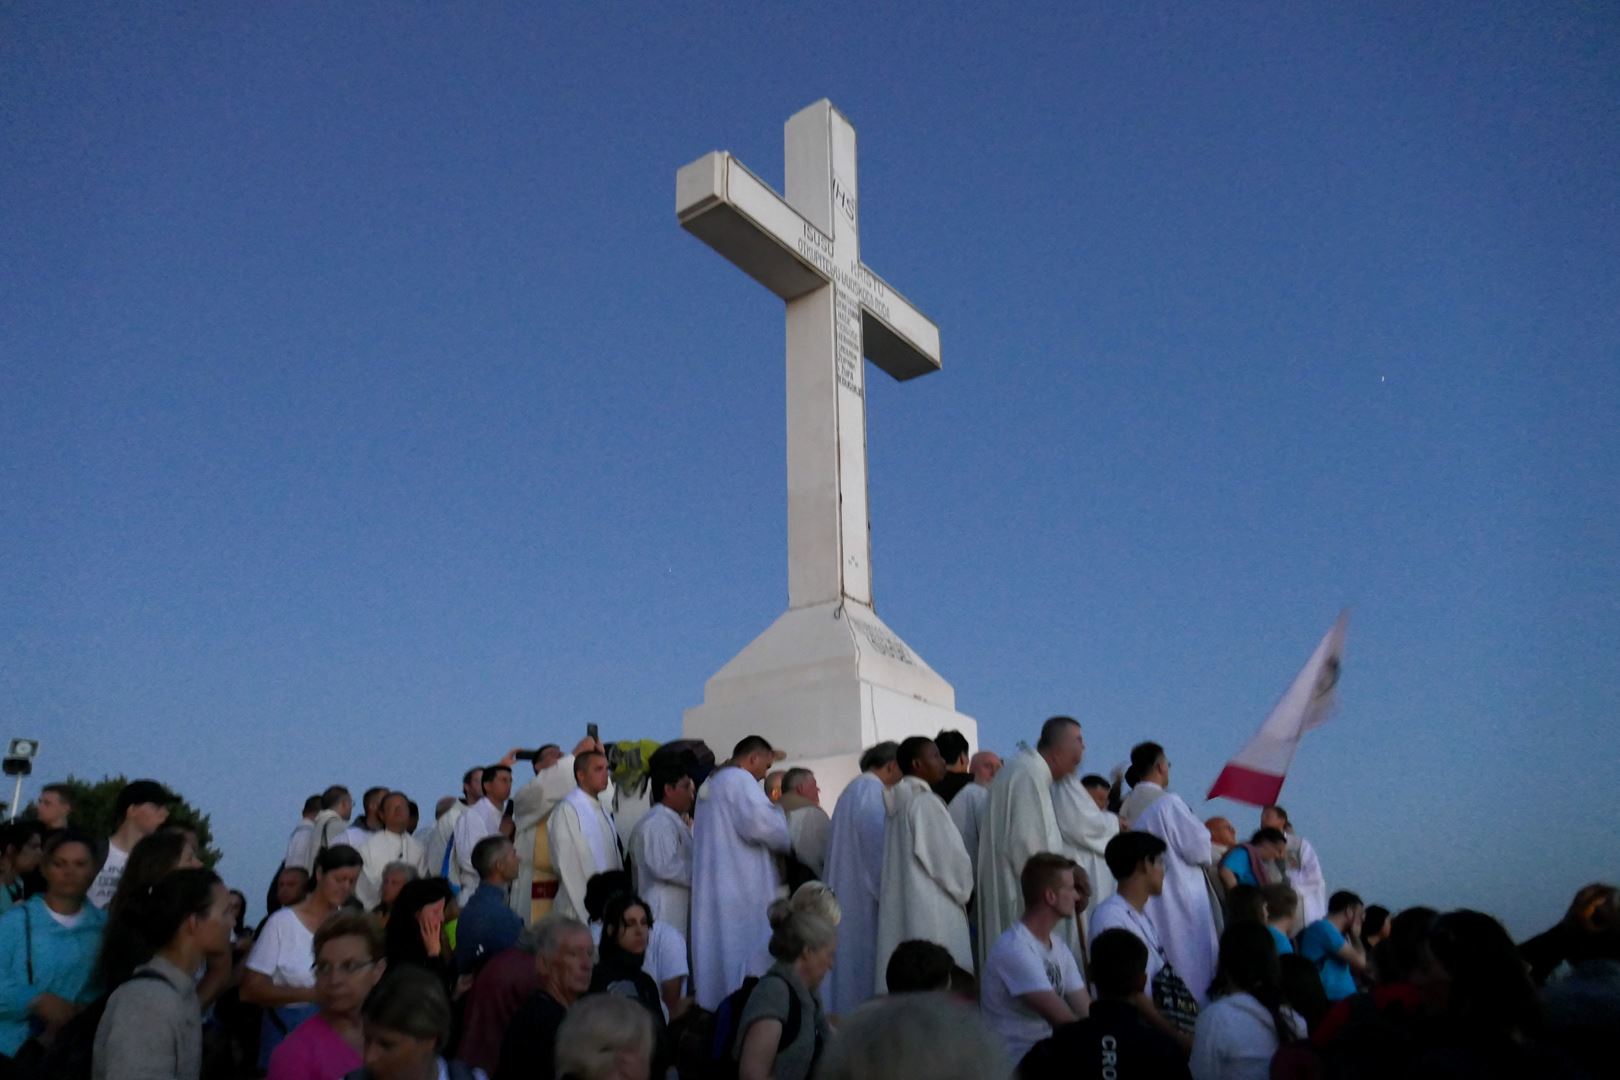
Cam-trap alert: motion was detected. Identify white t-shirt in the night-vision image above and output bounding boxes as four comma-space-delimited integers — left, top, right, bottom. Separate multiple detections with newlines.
244, 908, 317, 988
45, 906, 88, 929
1190, 991, 1305, 1080
1087, 893, 1167, 982
981, 920, 1086, 1064
86, 842, 130, 909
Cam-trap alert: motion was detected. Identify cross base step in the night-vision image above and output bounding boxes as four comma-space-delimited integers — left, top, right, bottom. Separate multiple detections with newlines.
683, 600, 978, 800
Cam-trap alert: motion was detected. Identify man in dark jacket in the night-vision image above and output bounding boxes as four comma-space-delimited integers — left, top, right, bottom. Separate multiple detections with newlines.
496, 916, 594, 1080
1018, 928, 1190, 1079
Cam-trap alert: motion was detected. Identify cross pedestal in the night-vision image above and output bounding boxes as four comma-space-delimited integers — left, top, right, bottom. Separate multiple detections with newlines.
675, 101, 976, 797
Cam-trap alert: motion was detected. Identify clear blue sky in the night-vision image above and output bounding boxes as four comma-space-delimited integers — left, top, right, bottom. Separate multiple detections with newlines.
4, 3, 1616, 934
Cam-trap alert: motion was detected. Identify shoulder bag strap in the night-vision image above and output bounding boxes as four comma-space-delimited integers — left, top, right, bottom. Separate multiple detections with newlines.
24, 903, 34, 984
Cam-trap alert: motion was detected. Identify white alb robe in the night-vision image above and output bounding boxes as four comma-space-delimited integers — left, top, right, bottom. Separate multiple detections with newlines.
549, 787, 623, 923
1052, 773, 1121, 922
335, 824, 374, 851
822, 772, 889, 1016
977, 749, 1065, 963
629, 802, 693, 938
425, 800, 467, 882
1133, 787, 1219, 1005
1286, 833, 1328, 926
451, 798, 504, 894
947, 781, 989, 880
875, 776, 974, 987
1118, 781, 1165, 829
355, 829, 427, 910
690, 766, 791, 1009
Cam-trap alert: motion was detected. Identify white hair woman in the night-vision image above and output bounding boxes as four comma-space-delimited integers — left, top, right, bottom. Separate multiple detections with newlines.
554, 993, 654, 1080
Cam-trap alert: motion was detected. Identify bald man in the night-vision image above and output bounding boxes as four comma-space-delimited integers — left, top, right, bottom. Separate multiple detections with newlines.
1205, 818, 1237, 860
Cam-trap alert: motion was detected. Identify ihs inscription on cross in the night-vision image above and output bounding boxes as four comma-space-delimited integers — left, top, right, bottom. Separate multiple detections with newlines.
676, 100, 941, 611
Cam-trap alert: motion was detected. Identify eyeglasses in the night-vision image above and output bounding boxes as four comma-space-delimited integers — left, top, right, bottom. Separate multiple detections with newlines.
313, 959, 377, 980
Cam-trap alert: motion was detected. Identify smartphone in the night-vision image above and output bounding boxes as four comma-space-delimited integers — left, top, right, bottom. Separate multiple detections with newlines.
586, 722, 599, 742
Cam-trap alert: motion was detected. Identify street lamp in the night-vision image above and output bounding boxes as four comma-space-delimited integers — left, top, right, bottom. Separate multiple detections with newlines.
3, 739, 39, 823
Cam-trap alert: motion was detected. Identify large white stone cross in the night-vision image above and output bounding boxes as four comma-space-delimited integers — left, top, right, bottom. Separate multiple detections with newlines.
676, 100, 940, 610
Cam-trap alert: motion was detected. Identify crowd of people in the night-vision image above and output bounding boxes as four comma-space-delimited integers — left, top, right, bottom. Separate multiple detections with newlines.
0, 721, 1614, 1079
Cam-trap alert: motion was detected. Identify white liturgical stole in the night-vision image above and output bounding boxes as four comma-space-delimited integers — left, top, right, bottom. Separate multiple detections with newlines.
564, 787, 613, 870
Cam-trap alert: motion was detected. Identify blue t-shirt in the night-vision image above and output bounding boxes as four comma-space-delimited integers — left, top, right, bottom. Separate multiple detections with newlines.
1219, 847, 1259, 887
1298, 919, 1356, 1000
1268, 925, 1294, 956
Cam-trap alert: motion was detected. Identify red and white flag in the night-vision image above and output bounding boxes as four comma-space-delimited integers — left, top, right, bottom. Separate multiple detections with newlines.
1207, 610, 1349, 806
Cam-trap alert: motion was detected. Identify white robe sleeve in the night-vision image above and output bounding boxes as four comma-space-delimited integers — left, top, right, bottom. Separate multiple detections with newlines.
911, 797, 974, 907
452, 806, 491, 888
1161, 796, 1214, 867
1054, 776, 1121, 856
639, 811, 692, 889
356, 833, 386, 910
513, 758, 578, 830
734, 789, 791, 853
549, 801, 598, 922
1006, 765, 1055, 871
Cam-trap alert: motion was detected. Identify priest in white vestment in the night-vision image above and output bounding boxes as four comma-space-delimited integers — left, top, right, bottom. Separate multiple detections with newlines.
1129, 744, 1220, 1005
822, 741, 902, 1017
977, 718, 1085, 965
548, 750, 624, 923
452, 764, 513, 894
1264, 806, 1328, 925
947, 751, 1001, 881
425, 768, 483, 882
356, 792, 428, 910
628, 769, 696, 939
1053, 772, 1121, 928
876, 738, 974, 986
690, 736, 792, 1010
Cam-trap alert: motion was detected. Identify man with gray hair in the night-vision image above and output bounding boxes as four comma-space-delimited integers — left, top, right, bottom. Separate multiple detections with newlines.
456, 835, 524, 975
498, 915, 595, 1079
778, 767, 831, 884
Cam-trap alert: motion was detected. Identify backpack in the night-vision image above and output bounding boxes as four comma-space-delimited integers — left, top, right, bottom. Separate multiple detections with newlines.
705, 972, 802, 1079
25, 971, 169, 1080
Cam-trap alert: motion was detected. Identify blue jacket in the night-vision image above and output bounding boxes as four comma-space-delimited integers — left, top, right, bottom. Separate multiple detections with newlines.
0, 895, 106, 1054
453, 884, 522, 974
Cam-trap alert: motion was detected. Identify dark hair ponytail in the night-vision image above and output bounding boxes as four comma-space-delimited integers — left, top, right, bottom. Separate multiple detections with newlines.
98, 834, 208, 989
1127, 742, 1165, 787
138, 868, 222, 948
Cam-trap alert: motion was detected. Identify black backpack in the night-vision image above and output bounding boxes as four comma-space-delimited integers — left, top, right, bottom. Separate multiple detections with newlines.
705, 972, 802, 1079
23, 971, 169, 1080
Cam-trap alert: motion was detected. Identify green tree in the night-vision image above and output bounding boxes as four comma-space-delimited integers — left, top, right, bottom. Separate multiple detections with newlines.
37, 775, 222, 868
